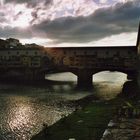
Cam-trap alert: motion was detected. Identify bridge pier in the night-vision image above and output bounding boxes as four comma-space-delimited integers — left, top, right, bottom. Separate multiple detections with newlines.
127, 71, 138, 82
77, 69, 93, 88
24, 69, 45, 81
33, 70, 45, 81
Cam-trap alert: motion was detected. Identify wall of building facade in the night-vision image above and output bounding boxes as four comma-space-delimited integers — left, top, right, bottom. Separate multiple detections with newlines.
0, 48, 50, 68
0, 46, 138, 71
48, 47, 137, 70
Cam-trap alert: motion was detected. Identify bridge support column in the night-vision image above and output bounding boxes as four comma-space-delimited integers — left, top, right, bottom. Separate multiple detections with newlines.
24, 69, 45, 81
77, 69, 93, 88
33, 70, 45, 81
127, 71, 138, 82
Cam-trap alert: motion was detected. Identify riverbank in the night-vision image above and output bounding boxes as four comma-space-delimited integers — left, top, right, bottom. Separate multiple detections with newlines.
0, 75, 138, 140
0, 72, 134, 140
31, 95, 128, 140
101, 102, 140, 140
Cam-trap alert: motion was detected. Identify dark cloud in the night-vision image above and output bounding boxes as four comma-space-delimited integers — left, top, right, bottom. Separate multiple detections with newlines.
13, 11, 23, 21
1, 0, 139, 43
0, 14, 8, 23
5, 0, 52, 7
30, 7, 43, 25
0, 26, 33, 39
0, 17, 7, 23
33, 0, 140, 43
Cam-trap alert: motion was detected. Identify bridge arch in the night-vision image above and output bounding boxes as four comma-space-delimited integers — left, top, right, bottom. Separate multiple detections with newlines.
93, 71, 127, 83
71, 69, 138, 88
34, 67, 138, 88
45, 72, 77, 82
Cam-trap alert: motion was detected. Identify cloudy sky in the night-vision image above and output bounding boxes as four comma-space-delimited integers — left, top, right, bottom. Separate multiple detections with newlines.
0, 0, 139, 47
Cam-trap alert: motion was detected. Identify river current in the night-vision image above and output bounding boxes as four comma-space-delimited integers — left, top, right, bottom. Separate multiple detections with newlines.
0, 71, 127, 140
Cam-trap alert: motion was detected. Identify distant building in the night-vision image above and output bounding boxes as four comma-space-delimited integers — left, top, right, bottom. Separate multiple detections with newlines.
0, 39, 51, 68
0, 39, 6, 48
25, 43, 44, 48
6, 38, 21, 48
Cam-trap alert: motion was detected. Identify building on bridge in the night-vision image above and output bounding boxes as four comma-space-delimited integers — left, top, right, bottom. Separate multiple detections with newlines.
0, 47, 50, 68
62, 47, 137, 69
0, 43, 53, 80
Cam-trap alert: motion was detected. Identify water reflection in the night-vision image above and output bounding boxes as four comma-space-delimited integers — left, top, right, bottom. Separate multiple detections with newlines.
93, 71, 127, 100
6, 97, 36, 139
0, 96, 74, 140
0, 71, 127, 140
46, 72, 77, 82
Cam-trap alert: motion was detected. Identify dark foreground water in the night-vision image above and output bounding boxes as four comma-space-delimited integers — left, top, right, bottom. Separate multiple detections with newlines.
0, 72, 127, 140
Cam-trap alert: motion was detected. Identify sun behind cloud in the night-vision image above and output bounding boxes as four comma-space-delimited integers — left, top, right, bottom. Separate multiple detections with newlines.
12, 5, 33, 28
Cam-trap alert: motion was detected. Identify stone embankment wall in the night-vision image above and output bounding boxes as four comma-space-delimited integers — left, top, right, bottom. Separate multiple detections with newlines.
101, 105, 140, 140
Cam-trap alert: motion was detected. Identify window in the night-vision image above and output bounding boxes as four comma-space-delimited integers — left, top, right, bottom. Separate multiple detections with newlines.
84, 51, 87, 55
70, 57, 74, 61
128, 51, 131, 55
106, 51, 109, 55
35, 51, 38, 55
64, 51, 66, 55
74, 51, 76, 55
116, 51, 120, 56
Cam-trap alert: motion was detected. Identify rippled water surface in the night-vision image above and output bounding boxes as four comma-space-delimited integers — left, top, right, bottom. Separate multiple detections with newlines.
0, 71, 127, 140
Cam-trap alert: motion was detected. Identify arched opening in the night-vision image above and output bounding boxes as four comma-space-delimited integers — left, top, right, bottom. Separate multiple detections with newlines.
92, 71, 127, 100
45, 72, 77, 82
93, 71, 127, 83
45, 72, 77, 92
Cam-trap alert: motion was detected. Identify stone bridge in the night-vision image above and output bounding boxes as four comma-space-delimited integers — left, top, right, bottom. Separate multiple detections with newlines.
45, 46, 138, 87
0, 23, 139, 87
44, 24, 140, 87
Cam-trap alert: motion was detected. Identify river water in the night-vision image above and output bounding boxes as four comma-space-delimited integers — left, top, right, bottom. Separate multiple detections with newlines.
0, 71, 127, 140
